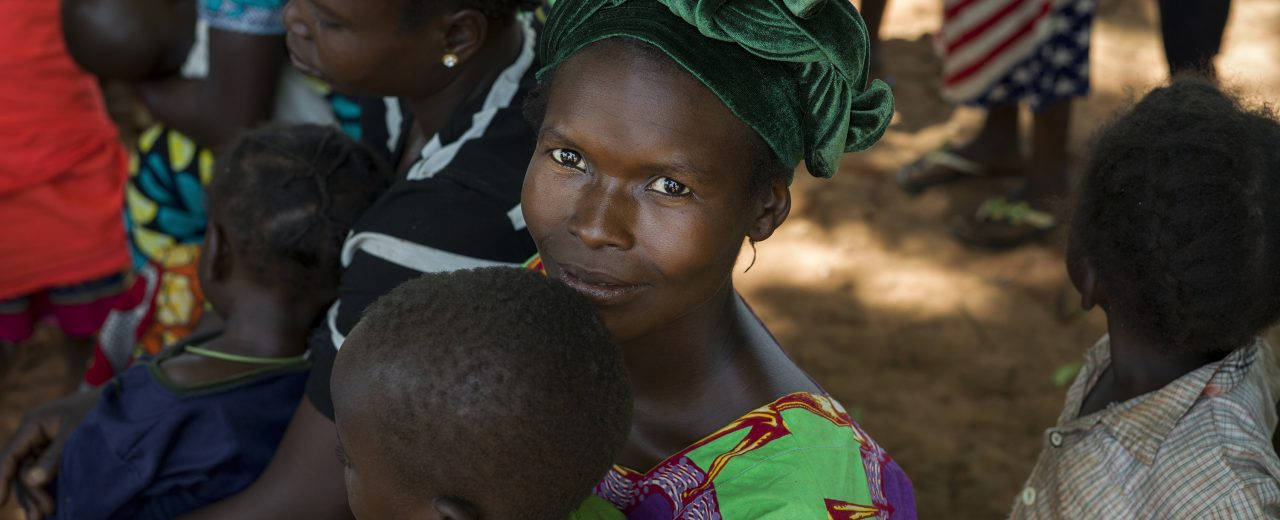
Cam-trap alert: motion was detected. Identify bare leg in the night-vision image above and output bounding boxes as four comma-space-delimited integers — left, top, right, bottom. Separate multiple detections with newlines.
0, 341, 15, 380
1158, 0, 1231, 78
950, 101, 1071, 248
861, 0, 888, 75
1024, 98, 1072, 205
897, 103, 1024, 192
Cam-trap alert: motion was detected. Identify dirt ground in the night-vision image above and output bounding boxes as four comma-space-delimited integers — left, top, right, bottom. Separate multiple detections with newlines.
3, 1, 1279, 519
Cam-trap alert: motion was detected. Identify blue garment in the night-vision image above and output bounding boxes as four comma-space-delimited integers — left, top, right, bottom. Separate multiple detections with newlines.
201, 0, 286, 35
54, 335, 309, 520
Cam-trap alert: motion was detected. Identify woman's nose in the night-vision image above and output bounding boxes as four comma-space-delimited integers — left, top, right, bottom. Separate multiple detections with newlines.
567, 179, 636, 251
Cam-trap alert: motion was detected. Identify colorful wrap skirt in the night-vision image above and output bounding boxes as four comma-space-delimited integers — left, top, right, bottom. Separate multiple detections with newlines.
938, 0, 1096, 111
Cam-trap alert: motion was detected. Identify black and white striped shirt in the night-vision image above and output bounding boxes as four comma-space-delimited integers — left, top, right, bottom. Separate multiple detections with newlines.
305, 18, 540, 418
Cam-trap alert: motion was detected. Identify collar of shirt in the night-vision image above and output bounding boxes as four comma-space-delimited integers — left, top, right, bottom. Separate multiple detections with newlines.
1054, 335, 1261, 465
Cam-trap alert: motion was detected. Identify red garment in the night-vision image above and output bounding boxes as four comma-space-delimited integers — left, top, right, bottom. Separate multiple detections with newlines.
0, 0, 129, 300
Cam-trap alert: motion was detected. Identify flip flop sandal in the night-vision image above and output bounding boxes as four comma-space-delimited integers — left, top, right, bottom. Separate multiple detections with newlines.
896, 145, 999, 195
952, 196, 1058, 249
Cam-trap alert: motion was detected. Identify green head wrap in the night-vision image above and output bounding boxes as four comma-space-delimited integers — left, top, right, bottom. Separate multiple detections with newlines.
537, 0, 894, 180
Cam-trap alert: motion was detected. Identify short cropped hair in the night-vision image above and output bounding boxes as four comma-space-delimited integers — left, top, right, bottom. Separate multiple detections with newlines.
336, 268, 632, 519
208, 125, 390, 298
1073, 78, 1280, 354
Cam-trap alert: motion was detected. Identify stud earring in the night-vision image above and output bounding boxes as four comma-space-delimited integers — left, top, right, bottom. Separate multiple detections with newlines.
442, 53, 459, 68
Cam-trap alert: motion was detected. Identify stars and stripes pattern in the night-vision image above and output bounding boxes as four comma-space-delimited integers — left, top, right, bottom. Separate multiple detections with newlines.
939, 0, 1096, 111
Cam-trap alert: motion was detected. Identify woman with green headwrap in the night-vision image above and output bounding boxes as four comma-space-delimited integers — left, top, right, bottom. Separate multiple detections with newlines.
525, 0, 915, 517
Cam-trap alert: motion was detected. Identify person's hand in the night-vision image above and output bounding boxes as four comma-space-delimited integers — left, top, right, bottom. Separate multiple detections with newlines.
0, 387, 102, 519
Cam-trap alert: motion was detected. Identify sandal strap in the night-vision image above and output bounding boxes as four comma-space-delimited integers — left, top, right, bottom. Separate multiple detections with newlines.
974, 197, 1057, 230
924, 148, 989, 177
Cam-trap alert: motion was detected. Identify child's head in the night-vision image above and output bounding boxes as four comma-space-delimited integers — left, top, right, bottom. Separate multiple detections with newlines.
202, 124, 389, 314
61, 0, 193, 80
331, 268, 632, 520
1069, 78, 1280, 355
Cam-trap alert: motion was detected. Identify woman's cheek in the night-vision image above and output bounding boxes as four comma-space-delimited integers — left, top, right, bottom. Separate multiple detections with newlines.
522, 166, 569, 237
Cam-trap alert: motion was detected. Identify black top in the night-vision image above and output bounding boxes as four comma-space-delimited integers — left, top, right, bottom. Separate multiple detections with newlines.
305, 18, 541, 418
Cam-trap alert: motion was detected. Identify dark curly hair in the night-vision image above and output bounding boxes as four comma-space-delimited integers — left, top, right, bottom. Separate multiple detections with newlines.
208, 125, 390, 299
400, 0, 541, 27
1073, 78, 1280, 355
333, 267, 631, 519
522, 38, 792, 201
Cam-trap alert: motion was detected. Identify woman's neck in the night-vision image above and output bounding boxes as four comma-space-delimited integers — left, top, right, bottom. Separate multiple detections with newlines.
402, 19, 524, 143
615, 280, 820, 470
208, 289, 317, 359
619, 280, 754, 401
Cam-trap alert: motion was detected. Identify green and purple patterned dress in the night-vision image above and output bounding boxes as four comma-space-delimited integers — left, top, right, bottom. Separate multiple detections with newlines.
588, 392, 916, 519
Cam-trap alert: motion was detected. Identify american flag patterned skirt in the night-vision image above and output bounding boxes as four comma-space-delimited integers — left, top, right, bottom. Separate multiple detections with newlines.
939, 0, 1097, 112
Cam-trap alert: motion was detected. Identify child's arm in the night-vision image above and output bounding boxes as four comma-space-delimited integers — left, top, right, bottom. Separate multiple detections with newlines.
0, 387, 104, 519
134, 27, 283, 149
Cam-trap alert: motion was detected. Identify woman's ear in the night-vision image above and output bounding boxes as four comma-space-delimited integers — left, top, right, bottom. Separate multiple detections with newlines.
746, 180, 791, 243
432, 496, 479, 520
439, 9, 490, 65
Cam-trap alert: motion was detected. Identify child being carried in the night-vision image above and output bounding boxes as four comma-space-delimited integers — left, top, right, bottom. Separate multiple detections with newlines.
331, 268, 634, 519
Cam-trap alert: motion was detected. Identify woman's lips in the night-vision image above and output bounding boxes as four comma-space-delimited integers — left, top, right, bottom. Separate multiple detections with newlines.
554, 264, 645, 307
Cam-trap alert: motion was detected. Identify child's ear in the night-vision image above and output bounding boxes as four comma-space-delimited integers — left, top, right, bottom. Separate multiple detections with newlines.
747, 180, 791, 243
1078, 257, 1104, 311
432, 496, 479, 520
201, 223, 232, 283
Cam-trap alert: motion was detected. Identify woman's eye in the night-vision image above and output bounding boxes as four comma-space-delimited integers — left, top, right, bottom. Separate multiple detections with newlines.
646, 177, 692, 196
549, 148, 586, 170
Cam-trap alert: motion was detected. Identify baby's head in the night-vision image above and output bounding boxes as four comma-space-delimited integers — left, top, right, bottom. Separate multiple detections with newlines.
202, 124, 389, 315
1069, 78, 1280, 355
61, 0, 193, 80
332, 268, 632, 520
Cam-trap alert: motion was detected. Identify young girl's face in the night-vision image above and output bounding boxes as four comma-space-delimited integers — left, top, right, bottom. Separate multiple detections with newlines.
521, 42, 782, 343
282, 0, 449, 98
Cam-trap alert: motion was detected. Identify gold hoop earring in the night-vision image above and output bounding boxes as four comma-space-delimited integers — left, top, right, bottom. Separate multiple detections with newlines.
442, 53, 459, 68
744, 239, 758, 273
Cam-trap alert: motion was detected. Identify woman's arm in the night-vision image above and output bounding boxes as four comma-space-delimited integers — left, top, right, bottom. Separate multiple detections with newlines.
136, 28, 283, 149
178, 398, 353, 520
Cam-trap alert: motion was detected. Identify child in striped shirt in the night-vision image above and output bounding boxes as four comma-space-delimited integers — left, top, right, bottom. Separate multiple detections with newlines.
1012, 78, 1280, 519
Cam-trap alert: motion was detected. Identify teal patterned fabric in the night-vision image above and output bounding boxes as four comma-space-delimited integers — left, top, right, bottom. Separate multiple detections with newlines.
200, 0, 286, 35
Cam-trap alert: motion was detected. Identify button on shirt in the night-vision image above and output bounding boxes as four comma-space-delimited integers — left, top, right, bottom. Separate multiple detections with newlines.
1011, 336, 1280, 519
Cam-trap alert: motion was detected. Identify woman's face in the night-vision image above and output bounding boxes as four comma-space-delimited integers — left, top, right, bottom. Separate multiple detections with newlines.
522, 42, 786, 343
283, 0, 445, 97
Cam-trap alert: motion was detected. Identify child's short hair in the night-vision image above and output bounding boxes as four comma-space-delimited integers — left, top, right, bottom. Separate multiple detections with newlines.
335, 267, 632, 519
208, 124, 389, 297
1073, 78, 1280, 354
61, 0, 191, 80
